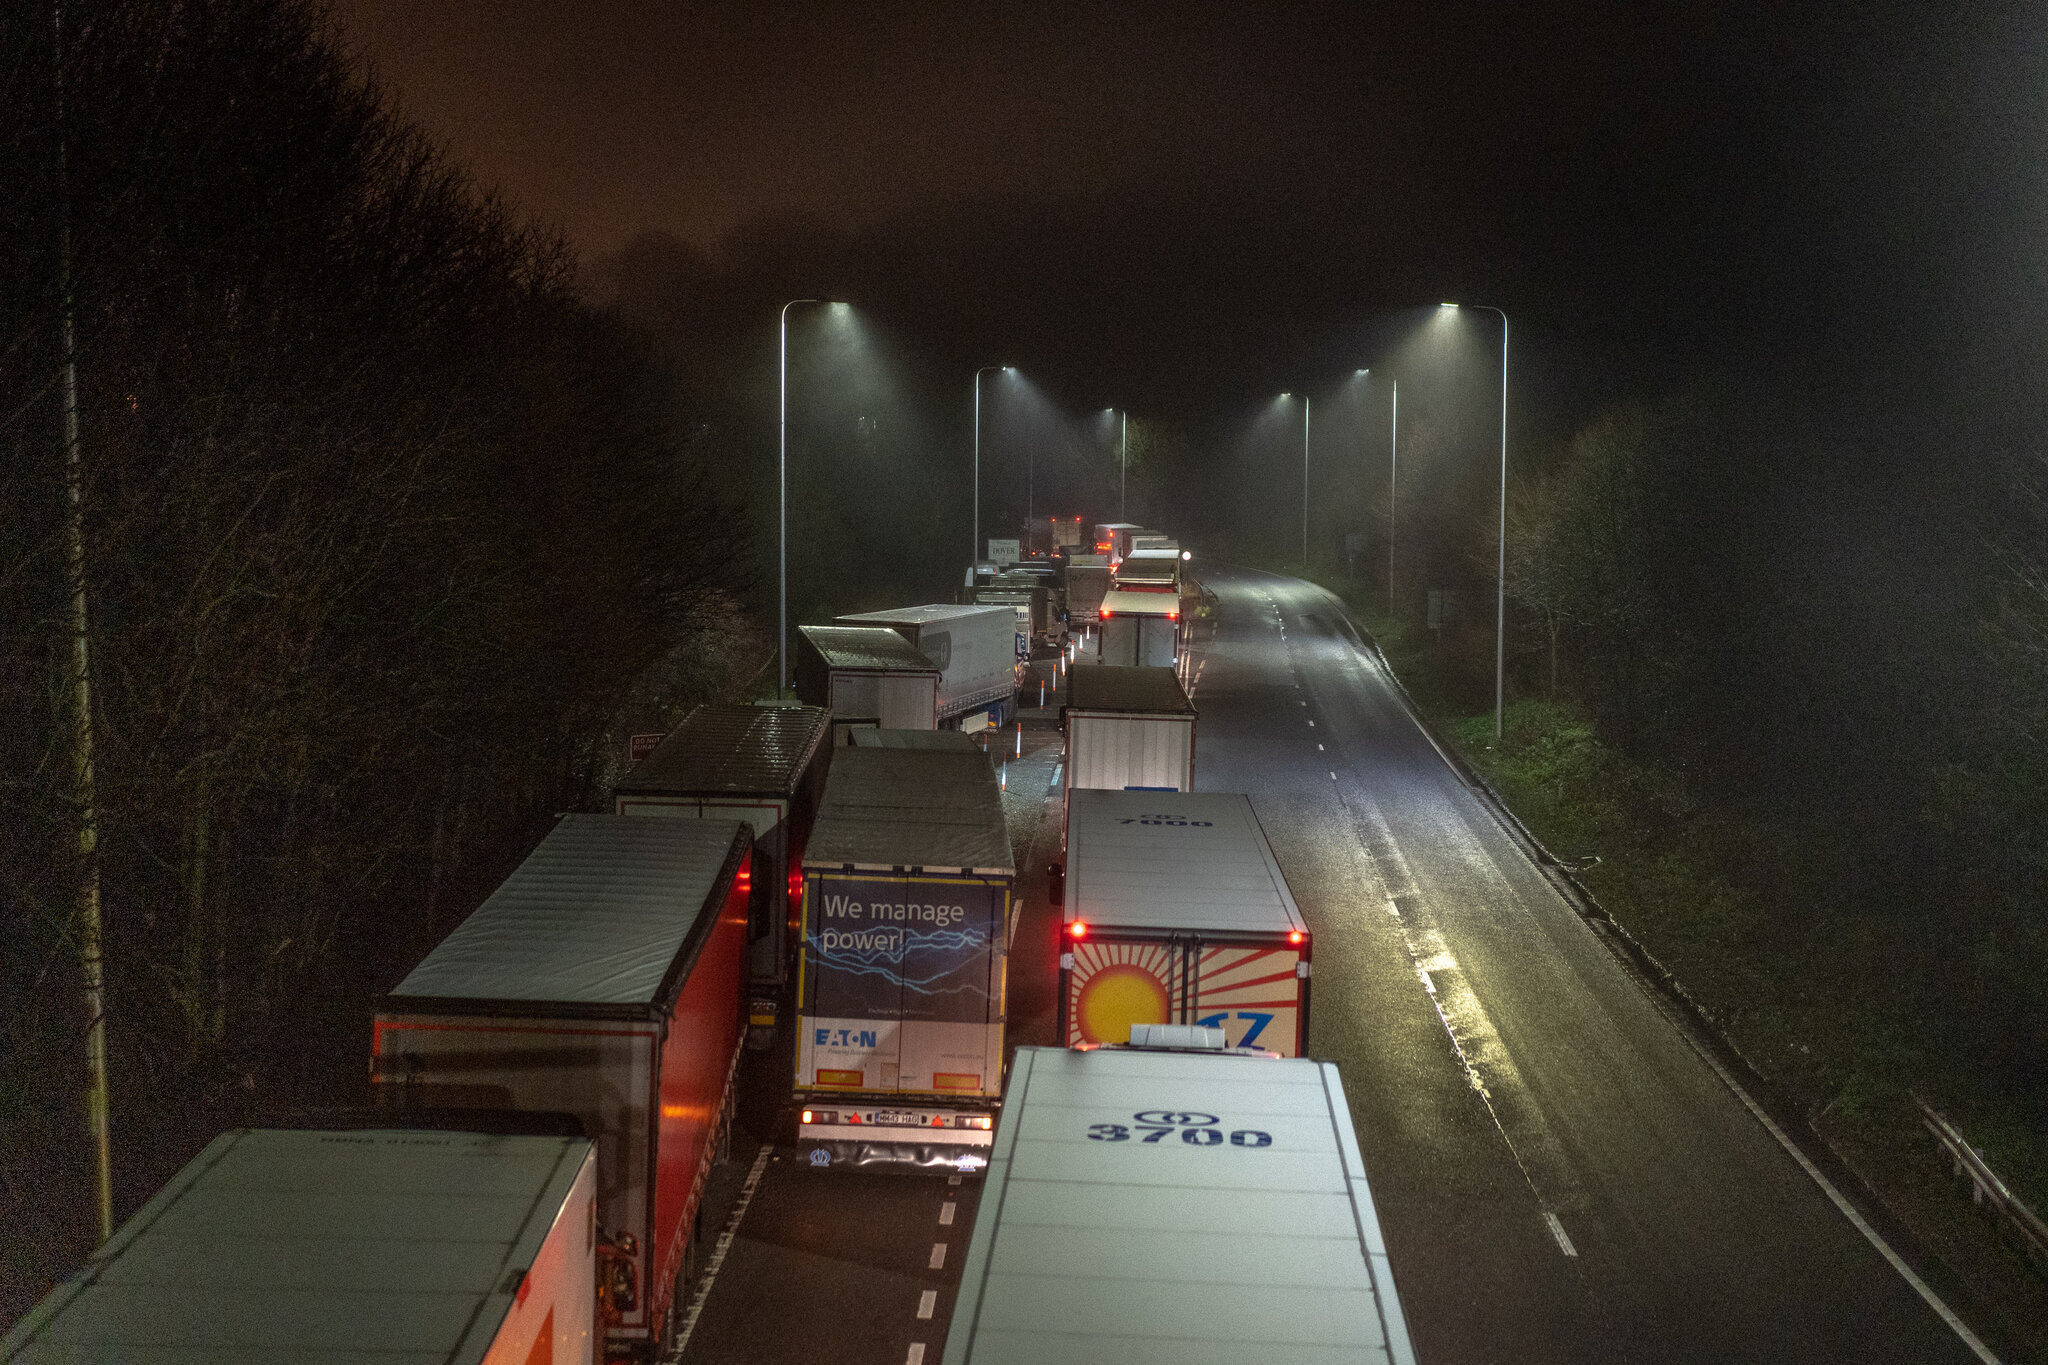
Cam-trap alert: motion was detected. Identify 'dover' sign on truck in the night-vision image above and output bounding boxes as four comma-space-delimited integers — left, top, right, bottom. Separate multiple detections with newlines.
795, 739, 1014, 1169
1060, 789, 1311, 1054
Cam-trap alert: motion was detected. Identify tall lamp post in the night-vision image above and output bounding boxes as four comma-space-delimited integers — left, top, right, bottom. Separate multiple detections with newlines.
1277, 392, 1309, 567
1119, 410, 1128, 521
973, 366, 1011, 565
779, 298, 835, 698
1441, 303, 1509, 741
1388, 376, 1398, 608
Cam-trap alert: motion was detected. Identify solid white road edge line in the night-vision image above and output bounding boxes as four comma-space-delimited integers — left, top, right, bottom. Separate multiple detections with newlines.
662, 1144, 774, 1362
1545, 1211, 1579, 1257
1674, 1019, 2001, 1363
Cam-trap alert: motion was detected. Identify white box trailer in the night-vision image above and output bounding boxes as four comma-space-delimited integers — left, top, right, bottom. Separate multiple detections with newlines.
0, 1128, 599, 1365
1092, 522, 1141, 562
972, 589, 1035, 659
614, 704, 831, 991
795, 742, 1014, 1169
836, 603, 1021, 728
372, 815, 751, 1358
1062, 665, 1195, 839
1117, 545, 1183, 592
1063, 553, 1111, 626
796, 625, 941, 740
940, 1044, 1416, 1365
1097, 587, 1180, 667
1061, 790, 1311, 1054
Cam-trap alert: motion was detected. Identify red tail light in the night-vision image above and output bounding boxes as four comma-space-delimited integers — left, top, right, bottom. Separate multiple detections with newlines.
1100, 608, 1112, 619
788, 863, 804, 904
1068, 920, 1089, 941
1288, 930, 1306, 945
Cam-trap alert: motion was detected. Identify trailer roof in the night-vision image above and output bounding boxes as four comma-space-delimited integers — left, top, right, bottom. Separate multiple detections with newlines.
837, 603, 1015, 628
850, 728, 985, 751
1066, 665, 1194, 716
799, 625, 939, 674
1100, 587, 1179, 617
1065, 790, 1304, 935
614, 704, 828, 798
807, 746, 1013, 875
390, 814, 746, 1012
942, 1047, 1415, 1365
0, 1128, 593, 1365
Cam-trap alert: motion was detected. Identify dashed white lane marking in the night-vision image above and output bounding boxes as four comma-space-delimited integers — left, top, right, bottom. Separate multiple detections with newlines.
1317, 742, 1325, 750
1545, 1212, 1579, 1257
929, 1242, 948, 1269
939, 1203, 956, 1225
1330, 772, 1338, 780
1307, 719, 1315, 727
917, 1289, 938, 1319
663, 1144, 773, 1361
906, 1345, 926, 1364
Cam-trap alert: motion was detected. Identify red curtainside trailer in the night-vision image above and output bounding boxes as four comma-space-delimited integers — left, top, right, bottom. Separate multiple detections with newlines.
371, 813, 750, 1359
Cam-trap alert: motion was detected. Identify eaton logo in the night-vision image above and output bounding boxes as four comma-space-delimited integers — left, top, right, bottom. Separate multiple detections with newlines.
816, 1028, 880, 1048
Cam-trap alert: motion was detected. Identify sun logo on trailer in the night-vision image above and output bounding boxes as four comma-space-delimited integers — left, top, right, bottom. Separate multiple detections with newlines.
1070, 940, 1175, 1045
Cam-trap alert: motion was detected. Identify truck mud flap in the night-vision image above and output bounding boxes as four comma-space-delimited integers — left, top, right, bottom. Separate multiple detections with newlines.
797, 1139, 990, 1175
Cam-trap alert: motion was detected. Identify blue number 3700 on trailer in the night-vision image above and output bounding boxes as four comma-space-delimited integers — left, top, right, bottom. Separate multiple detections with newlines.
941, 1044, 1417, 1365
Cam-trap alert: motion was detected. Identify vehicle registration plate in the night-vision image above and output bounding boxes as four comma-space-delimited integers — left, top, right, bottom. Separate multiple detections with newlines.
872, 1110, 919, 1126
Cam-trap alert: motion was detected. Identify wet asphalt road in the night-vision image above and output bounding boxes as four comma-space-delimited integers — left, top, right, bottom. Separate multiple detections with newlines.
1191, 566, 1983, 1364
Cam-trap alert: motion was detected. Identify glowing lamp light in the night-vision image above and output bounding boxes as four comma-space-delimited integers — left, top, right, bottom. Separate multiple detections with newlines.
801, 1109, 814, 1124
1067, 920, 1089, 941
1099, 608, 1112, 619
1181, 550, 1192, 561
1168, 610, 1178, 621
1440, 301, 1459, 309
1288, 930, 1306, 945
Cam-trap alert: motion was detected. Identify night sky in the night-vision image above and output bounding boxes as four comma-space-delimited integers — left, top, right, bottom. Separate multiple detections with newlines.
330, 1, 2044, 431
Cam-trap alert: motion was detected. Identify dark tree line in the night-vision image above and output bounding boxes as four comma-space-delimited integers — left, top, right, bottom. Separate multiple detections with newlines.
1499, 385, 2048, 1111
1, 0, 756, 1319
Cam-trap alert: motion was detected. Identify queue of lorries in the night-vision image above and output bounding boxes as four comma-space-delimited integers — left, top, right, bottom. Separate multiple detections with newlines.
2, 521, 1415, 1365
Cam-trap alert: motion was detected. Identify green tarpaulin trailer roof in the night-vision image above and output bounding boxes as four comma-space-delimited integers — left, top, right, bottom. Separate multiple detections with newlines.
797, 625, 940, 674
388, 813, 748, 1014
1065, 665, 1194, 715
615, 704, 828, 798
849, 728, 984, 751
0, 1129, 595, 1365
806, 745, 1011, 875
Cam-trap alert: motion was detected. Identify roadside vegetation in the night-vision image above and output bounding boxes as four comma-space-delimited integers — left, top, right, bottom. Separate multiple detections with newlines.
1296, 395, 2048, 1352
1, 0, 759, 1323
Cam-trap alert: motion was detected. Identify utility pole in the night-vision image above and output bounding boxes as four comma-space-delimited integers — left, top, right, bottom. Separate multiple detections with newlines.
53, 0, 113, 1246
1119, 411, 1127, 521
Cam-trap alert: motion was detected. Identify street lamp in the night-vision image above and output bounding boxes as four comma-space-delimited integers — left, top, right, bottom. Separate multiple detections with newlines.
779, 298, 841, 697
1388, 376, 1398, 609
1440, 302, 1509, 741
974, 366, 1012, 565
1280, 393, 1310, 569
1102, 408, 1128, 522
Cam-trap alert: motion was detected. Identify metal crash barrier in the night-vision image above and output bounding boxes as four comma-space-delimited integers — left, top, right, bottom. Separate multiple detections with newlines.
1918, 1094, 2048, 1270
